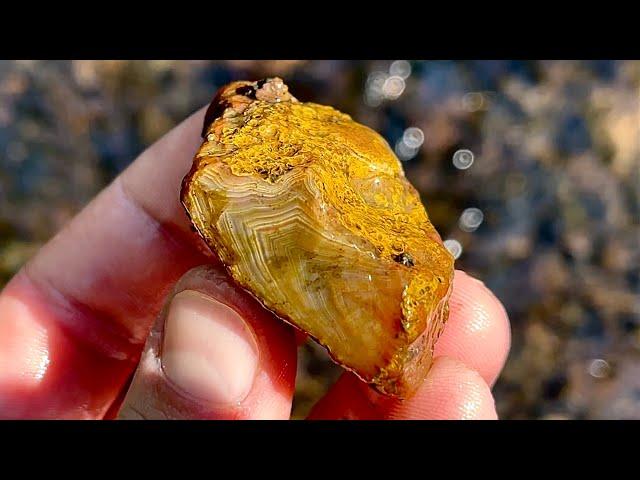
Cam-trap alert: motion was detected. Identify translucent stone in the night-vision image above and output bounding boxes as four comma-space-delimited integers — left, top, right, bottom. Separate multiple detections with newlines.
181, 78, 455, 398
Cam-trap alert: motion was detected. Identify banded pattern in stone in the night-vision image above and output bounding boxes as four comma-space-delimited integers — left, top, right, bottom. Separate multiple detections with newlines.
181, 78, 454, 397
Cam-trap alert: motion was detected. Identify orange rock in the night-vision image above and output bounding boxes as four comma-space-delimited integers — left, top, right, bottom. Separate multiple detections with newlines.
181, 78, 454, 397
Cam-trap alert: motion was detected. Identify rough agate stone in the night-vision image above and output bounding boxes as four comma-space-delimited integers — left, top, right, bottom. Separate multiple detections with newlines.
181, 78, 455, 398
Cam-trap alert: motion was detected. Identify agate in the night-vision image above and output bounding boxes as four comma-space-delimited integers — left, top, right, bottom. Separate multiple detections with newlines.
181, 78, 454, 398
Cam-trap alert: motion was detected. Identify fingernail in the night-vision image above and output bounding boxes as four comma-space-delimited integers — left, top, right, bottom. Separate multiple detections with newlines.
161, 290, 258, 405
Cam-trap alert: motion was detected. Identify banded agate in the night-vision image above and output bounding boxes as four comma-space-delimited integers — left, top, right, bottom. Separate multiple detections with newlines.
181, 78, 454, 397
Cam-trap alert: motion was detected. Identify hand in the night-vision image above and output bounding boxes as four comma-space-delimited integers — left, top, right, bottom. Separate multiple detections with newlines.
0, 107, 511, 419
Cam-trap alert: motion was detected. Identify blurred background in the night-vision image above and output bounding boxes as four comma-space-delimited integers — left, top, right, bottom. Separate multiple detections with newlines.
0, 60, 638, 419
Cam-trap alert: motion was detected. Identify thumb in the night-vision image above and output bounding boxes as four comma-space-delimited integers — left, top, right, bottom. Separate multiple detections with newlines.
117, 265, 297, 420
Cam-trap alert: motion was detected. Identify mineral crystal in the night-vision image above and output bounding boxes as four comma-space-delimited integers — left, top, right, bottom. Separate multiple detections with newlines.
181, 78, 454, 397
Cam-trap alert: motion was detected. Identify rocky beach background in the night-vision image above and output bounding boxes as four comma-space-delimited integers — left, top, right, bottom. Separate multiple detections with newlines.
0, 60, 638, 419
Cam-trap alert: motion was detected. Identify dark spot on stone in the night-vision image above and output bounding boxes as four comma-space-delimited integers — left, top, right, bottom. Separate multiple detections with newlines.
235, 85, 257, 99
201, 93, 230, 138
256, 78, 268, 89
392, 252, 415, 267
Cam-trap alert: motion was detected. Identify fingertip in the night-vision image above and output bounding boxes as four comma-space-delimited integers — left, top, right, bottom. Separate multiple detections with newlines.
386, 357, 498, 420
308, 357, 498, 420
434, 270, 511, 386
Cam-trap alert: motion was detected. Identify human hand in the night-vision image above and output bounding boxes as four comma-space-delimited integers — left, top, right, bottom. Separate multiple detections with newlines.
0, 107, 510, 419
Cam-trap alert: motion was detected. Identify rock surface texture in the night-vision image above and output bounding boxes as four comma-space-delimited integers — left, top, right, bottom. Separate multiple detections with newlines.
181, 78, 454, 397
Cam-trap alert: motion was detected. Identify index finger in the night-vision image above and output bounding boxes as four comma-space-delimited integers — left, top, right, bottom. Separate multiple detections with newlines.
0, 107, 214, 418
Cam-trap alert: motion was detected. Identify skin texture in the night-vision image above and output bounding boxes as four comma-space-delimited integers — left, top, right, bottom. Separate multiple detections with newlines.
0, 105, 510, 420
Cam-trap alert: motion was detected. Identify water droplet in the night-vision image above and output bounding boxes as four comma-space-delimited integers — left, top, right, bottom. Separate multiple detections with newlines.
459, 207, 484, 232
364, 71, 387, 107
395, 139, 419, 161
389, 60, 412, 79
453, 149, 475, 170
588, 359, 611, 379
382, 76, 406, 100
364, 93, 383, 107
402, 127, 425, 149
444, 239, 463, 259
